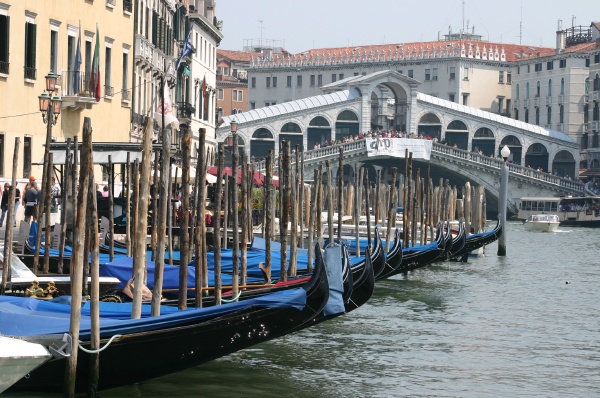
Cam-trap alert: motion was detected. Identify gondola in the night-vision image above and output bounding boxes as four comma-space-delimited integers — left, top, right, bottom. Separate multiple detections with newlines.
450, 219, 503, 261
4, 244, 331, 393
447, 218, 467, 259
439, 221, 454, 261
376, 228, 403, 280
349, 227, 386, 280
395, 221, 446, 275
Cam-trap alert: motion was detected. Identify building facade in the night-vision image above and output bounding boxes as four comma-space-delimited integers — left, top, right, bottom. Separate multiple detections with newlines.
216, 49, 260, 120
0, 0, 134, 184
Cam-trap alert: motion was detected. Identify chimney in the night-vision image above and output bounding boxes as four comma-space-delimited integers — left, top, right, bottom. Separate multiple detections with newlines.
556, 20, 566, 54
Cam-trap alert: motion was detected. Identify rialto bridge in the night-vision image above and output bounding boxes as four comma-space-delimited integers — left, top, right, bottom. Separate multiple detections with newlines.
216, 70, 583, 214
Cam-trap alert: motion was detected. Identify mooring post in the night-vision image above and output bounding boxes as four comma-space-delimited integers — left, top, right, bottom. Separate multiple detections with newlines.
497, 147, 509, 256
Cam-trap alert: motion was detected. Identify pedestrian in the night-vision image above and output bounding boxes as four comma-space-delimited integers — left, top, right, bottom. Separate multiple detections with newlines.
13, 183, 21, 227
24, 177, 38, 223
51, 177, 61, 211
0, 183, 9, 227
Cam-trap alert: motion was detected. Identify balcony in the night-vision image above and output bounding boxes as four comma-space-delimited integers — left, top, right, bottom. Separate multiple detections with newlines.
545, 96, 552, 106
534, 97, 541, 108
558, 94, 565, 105
104, 85, 114, 98
176, 102, 195, 120
583, 94, 589, 104
593, 121, 600, 131
122, 89, 131, 102
513, 99, 520, 108
583, 123, 589, 132
593, 91, 600, 102
135, 35, 154, 65
60, 71, 99, 111
523, 99, 530, 108
556, 123, 564, 131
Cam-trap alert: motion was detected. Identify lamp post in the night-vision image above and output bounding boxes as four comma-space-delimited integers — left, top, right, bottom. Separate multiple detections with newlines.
229, 119, 239, 298
34, 72, 62, 274
497, 145, 510, 256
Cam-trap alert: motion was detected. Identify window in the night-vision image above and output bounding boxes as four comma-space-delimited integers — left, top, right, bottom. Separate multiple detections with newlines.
310, 74, 315, 86
462, 93, 468, 106
317, 74, 322, 86
548, 79, 552, 96
250, 101, 256, 110
586, 57, 590, 67
233, 89, 243, 102
122, 49, 129, 100
331, 73, 337, 83
595, 54, 600, 64
338, 73, 344, 80
23, 136, 31, 178
526, 82, 530, 98
517, 66, 520, 75
425, 69, 431, 80
559, 59, 566, 68
498, 97, 504, 113
449, 67, 455, 80
463, 67, 469, 80
297, 75, 302, 86
499, 71, 504, 83
217, 88, 224, 100
24, 18, 37, 80
547, 106, 552, 124
251, 77, 256, 88
104, 43, 113, 96
266, 76, 271, 88
560, 78, 565, 94
354, 72, 359, 76
525, 109, 529, 123
594, 74, 600, 91
0, 10, 9, 74
536, 81, 540, 97
272, 76, 277, 87
534, 63, 542, 72
514, 108, 519, 120
408, 69, 413, 78
535, 107, 540, 125
286, 75, 291, 87
516, 84, 520, 99
449, 94, 455, 102
264, 102, 269, 107
50, 27, 59, 75
547, 61, 554, 70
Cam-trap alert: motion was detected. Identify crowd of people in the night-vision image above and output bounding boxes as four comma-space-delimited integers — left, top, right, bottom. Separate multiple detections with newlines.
312, 130, 429, 149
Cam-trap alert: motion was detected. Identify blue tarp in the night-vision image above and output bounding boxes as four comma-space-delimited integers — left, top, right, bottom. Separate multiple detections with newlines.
322, 245, 345, 316
0, 288, 307, 340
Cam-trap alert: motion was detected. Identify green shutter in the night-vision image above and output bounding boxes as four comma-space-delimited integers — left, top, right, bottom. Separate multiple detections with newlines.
0, 15, 9, 62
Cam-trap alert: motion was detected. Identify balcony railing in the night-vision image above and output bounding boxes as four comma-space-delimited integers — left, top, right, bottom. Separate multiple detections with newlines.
132, 112, 145, 126
104, 85, 114, 97
177, 102, 195, 119
513, 99, 520, 108
534, 97, 541, 108
122, 89, 131, 101
593, 91, 600, 102
558, 94, 565, 105
545, 96, 552, 106
24, 66, 36, 80
0, 61, 8, 74
593, 121, 600, 131
60, 70, 98, 99
583, 123, 589, 132
523, 99, 530, 108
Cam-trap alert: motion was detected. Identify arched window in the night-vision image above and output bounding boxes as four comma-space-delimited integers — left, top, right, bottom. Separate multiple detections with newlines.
594, 73, 600, 91
525, 109, 529, 123
560, 78, 565, 94
547, 106, 552, 125
585, 77, 590, 94
535, 107, 540, 125
281, 122, 302, 133
337, 110, 359, 121
419, 113, 441, 124
252, 128, 273, 139
447, 120, 468, 130
536, 81, 541, 97
548, 79, 552, 96
526, 82, 530, 98
309, 116, 330, 126
516, 83, 520, 99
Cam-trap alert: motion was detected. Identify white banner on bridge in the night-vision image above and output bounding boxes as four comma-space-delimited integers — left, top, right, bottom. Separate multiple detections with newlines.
365, 138, 433, 160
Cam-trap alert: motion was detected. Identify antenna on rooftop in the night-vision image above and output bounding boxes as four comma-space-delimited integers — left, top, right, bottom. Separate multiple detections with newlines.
258, 20, 265, 47
519, 6, 523, 45
571, 15, 576, 27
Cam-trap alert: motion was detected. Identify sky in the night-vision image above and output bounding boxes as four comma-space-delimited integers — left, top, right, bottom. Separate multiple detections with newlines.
216, 0, 595, 53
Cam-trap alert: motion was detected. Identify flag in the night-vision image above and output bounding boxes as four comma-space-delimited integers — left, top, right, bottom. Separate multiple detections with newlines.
72, 21, 82, 95
154, 86, 180, 130
201, 76, 208, 116
175, 31, 193, 71
89, 24, 101, 102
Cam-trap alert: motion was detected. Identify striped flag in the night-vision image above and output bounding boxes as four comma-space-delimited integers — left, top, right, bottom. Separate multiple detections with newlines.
175, 31, 193, 71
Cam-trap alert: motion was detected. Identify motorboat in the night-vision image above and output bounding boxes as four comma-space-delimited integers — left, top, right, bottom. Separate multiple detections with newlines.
523, 214, 560, 232
0, 335, 52, 394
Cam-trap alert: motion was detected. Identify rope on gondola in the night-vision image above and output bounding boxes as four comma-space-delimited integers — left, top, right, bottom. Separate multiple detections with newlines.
78, 334, 123, 354
221, 292, 242, 303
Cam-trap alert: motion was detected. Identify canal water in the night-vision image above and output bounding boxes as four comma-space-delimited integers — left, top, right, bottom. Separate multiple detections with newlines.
9, 221, 599, 397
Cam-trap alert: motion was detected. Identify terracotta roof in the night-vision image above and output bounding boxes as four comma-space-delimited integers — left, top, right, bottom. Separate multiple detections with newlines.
592, 22, 600, 31
563, 41, 600, 54
295, 40, 555, 62
217, 49, 262, 62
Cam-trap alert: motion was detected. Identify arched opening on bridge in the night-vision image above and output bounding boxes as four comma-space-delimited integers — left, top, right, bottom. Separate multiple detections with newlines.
280, 122, 303, 152
307, 116, 331, 150
552, 150, 576, 179
335, 110, 359, 141
472, 127, 495, 156
444, 120, 468, 150
499, 135, 522, 165
250, 128, 275, 161
524, 143, 549, 172
224, 135, 246, 165
418, 113, 441, 141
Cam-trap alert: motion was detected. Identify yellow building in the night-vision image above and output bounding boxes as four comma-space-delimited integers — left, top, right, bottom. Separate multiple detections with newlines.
0, 0, 134, 185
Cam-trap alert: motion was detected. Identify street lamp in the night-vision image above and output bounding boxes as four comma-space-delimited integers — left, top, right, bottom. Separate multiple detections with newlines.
501, 145, 510, 163
33, 72, 62, 273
